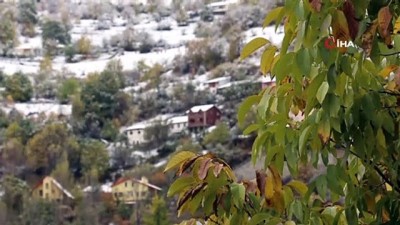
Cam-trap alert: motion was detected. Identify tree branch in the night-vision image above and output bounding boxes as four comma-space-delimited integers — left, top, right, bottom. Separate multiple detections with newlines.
380, 51, 400, 56
349, 150, 400, 193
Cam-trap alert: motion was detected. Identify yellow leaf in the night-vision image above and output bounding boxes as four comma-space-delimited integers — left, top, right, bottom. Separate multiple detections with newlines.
394, 17, 400, 34
379, 65, 398, 78
385, 80, 396, 91
318, 120, 331, 145
260, 45, 277, 74
263, 7, 284, 28
268, 165, 282, 192
378, 6, 392, 45
164, 151, 197, 172
240, 37, 270, 60
385, 183, 393, 191
286, 180, 308, 197
332, 10, 351, 41
265, 175, 275, 199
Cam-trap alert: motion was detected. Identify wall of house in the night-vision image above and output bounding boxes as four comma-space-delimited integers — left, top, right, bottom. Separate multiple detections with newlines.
169, 122, 188, 134
188, 107, 221, 128
32, 177, 64, 201
111, 179, 150, 203
125, 128, 145, 145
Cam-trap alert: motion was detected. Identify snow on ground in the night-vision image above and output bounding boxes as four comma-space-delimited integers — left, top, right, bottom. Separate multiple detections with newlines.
244, 25, 285, 47
1, 102, 72, 117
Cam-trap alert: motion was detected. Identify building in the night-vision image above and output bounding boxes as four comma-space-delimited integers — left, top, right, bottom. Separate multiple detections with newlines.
32, 176, 74, 203
124, 122, 147, 145
187, 104, 221, 132
167, 115, 188, 134
206, 0, 238, 14
123, 114, 172, 145
257, 75, 276, 89
204, 76, 231, 94
111, 176, 161, 204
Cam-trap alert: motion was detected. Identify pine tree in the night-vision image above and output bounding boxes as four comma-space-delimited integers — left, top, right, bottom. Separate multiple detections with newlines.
143, 195, 169, 225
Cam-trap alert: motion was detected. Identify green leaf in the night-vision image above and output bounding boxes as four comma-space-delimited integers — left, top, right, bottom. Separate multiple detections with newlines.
292, 200, 303, 222
167, 177, 196, 197
249, 213, 270, 225
263, 7, 285, 28
238, 95, 261, 126
243, 124, 260, 135
260, 46, 277, 74
287, 180, 308, 197
376, 128, 388, 157
240, 37, 270, 60
230, 183, 245, 207
299, 126, 312, 154
296, 48, 311, 75
316, 81, 329, 104
164, 151, 197, 172
281, 29, 294, 55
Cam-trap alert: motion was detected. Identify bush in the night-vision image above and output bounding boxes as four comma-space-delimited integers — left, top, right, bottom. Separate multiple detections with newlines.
156, 20, 172, 31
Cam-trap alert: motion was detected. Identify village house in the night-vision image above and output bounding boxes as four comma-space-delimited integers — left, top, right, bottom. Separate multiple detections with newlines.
204, 76, 231, 94
111, 176, 161, 204
167, 115, 188, 134
257, 75, 276, 89
32, 176, 74, 203
123, 114, 173, 145
206, 0, 239, 14
187, 104, 222, 132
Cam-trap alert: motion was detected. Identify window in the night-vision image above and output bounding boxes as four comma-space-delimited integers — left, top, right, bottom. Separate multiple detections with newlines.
39, 190, 43, 197
118, 192, 123, 197
129, 131, 133, 135
199, 118, 203, 122
45, 183, 49, 189
189, 119, 195, 123
138, 130, 141, 134
45, 193, 49, 199
125, 182, 127, 187
177, 124, 180, 128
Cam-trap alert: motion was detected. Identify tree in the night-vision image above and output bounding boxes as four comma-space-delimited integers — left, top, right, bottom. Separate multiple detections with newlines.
57, 78, 80, 104
0, 175, 29, 224
80, 139, 109, 182
3, 72, 33, 102
73, 70, 129, 140
42, 20, 71, 56
202, 122, 231, 146
0, 8, 17, 56
26, 123, 75, 175
143, 195, 169, 225
166, 1, 400, 224
144, 121, 170, 149
17, 0, 38, 37
76, 35, 92, 58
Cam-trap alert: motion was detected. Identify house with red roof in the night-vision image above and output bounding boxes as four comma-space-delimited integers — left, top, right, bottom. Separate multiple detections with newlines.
32, 176, 74, 204
111, 176, 161, 204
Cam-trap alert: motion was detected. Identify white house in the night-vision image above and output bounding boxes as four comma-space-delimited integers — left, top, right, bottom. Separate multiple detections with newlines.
207, 0, 239, 14
203, 76, 231, 94
167, 115, 188, 134
123, 114, 174, 145
124, 122, 147, 145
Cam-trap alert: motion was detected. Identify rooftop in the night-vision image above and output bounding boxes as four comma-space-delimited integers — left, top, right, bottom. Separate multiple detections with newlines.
188, 104, 216, 113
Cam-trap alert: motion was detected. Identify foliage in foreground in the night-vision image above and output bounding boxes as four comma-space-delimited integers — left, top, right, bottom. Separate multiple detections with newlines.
166, 0, 400, 224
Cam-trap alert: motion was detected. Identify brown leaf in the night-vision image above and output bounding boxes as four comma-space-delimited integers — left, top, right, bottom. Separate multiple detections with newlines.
361, 20, 378, 56
268, 165, 282, 192
343, 0, 359, 40
332, 10, 351, 41
256, 170, 266, 197
309, 0, 322, 12
378, 6, 393, 46
177, 156, 200, 176
198, 158, 212, 180
177, 189, 192, 211
395, 68, 400, 88
242, 180, 259, 194
213, 163, 224, 177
